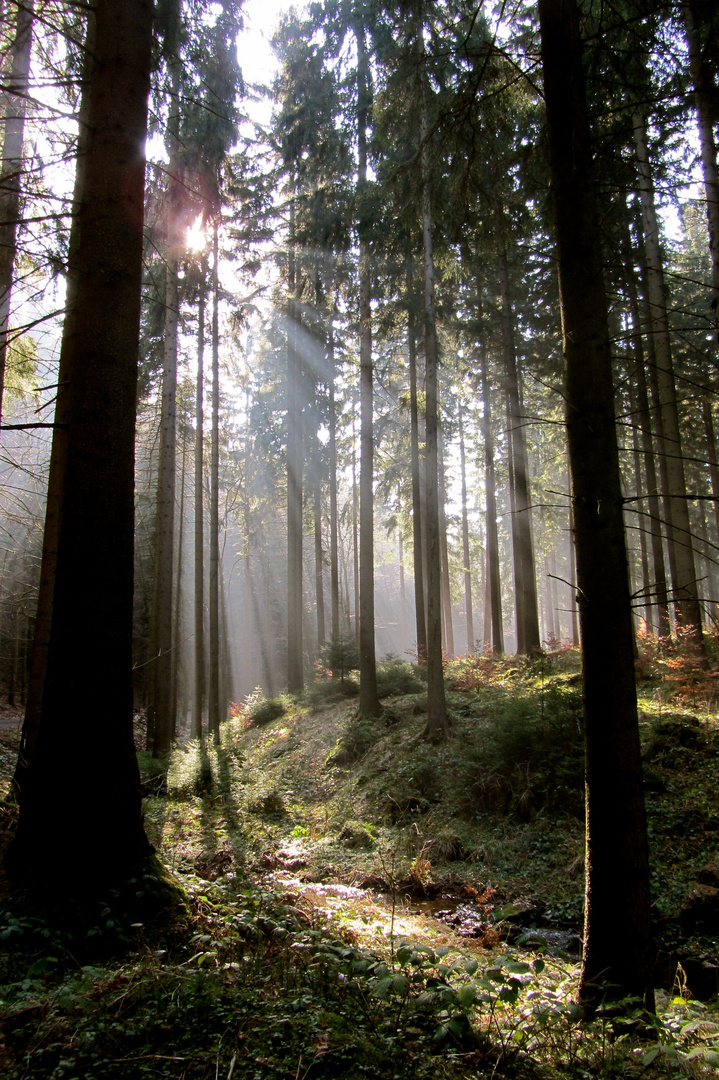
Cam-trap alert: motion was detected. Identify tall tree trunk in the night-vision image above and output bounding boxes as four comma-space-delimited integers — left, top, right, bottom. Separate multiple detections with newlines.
398, 526, 407, 654
458, 399, 475, 654
15, 9, 95, 798
170, 426, 188, 740
151, 26, 183, 757
356, 22, 379, 716
286, 191, 304, 693
0, 0, 33, 423
499, 250, 540, 653
626, 263, 671, 637
192, 267, 206, 740
313, 435, 325, 652
352, 432, 359, 646
480, 329, 503, 654
438, 424, 454, 656
8, 0, 154, 884
419, 38, 448, 738
408, 301, 428, 661
328, 318, 340, 641
631, 396, 654, 636
539, 0, 654, 1009
684, 0, 719, 345
208, 220, 221, 737
633, 111, 704, 652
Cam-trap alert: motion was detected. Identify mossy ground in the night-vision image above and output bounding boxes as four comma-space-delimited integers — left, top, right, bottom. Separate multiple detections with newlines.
0, 643, 718, 1078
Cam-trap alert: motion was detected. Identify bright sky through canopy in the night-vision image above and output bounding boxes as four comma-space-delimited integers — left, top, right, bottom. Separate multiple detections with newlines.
238, 0, 306, 88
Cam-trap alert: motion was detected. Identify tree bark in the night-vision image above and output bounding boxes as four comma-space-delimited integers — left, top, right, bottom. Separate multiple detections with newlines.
151, 28, 183, 757
8, 0, 154, 884
419, 40, 448, 739
480, 327, 503, 655
458, 399, 474, 654
192, 266, 206, 740
626, 263, 671, 637
328, 317, 340, 641
356, 21, 379, 716
0, 0, 33, 423
684, 0, 719, 347
208, 220, 221, 738
633, 111, 704, 652
170, 425, 188, 739
408, 301, 428, 661
438, 423, 454, 657
539, 0, 654, 1010
286, 190, 304, 693
16, 9, 96, 797
499, 250, 540, 653
313, 431, 325, 651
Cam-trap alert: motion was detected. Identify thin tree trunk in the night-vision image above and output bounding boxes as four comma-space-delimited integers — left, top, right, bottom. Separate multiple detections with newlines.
398, 526, 407, 654
627, 263, 671, 637
419, 35, 448, 738
408, 300, 428, 661
500, 250, 540, 653
356, 21, 379, 716
633, 111, 704, 652
567, 488, 579, 647
313, 439, 325, 652
151, 31, 183, 757
352, 434, 359, 646
631, 399, 654, 636
170, 426, 187, 740
438, 424, 454, 657
192, 267, 206, 740
286, 194, 304, 693
684, 0, 719, 345
539, 0, 654, 1009
208, 220, 221, 738
0, 0, 33, 423
480, 328, 503, 654
328, 318, 340, 641
458, 399, 474, 654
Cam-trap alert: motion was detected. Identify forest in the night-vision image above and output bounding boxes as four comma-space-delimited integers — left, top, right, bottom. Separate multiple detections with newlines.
0, 0, 718, 1076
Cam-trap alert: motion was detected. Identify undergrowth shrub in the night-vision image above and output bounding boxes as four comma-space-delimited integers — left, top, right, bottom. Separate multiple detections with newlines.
376, 656, 425, 699
249, 695, 288, 727
455, 687, 584, 821
328, 715, 380, 765
387, 745, 442, 820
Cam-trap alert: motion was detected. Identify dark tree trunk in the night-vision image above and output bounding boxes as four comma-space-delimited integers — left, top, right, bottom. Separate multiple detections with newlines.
208, 220, 221, 737
151, 28, 183, 757
15, 9, 96, 798
0, 0, 33, 423
328, 318, 340, 641
286, 192, 304, 693
170, 427, 188, 739
626, 264, 671, 638
356, 22, 379, 716
458, 400, 475, 654
633, 111, 704, 652
438, 424, 454, 657
419, 34, 448, 739
408, 303, 428, 661
8, 0, 154, 884
684, 0, 719, 346
480, 329, 503, 655
499, 251, 540, 653
313, 435, 326, 651
192, 267, 206, 740
539, 0, 654, 1010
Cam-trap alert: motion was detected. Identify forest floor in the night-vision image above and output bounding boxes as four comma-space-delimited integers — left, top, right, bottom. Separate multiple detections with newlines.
0, 643, 718, 1078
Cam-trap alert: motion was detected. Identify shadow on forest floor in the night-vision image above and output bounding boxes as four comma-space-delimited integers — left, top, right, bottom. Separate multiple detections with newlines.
0, 644, 718, 1078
